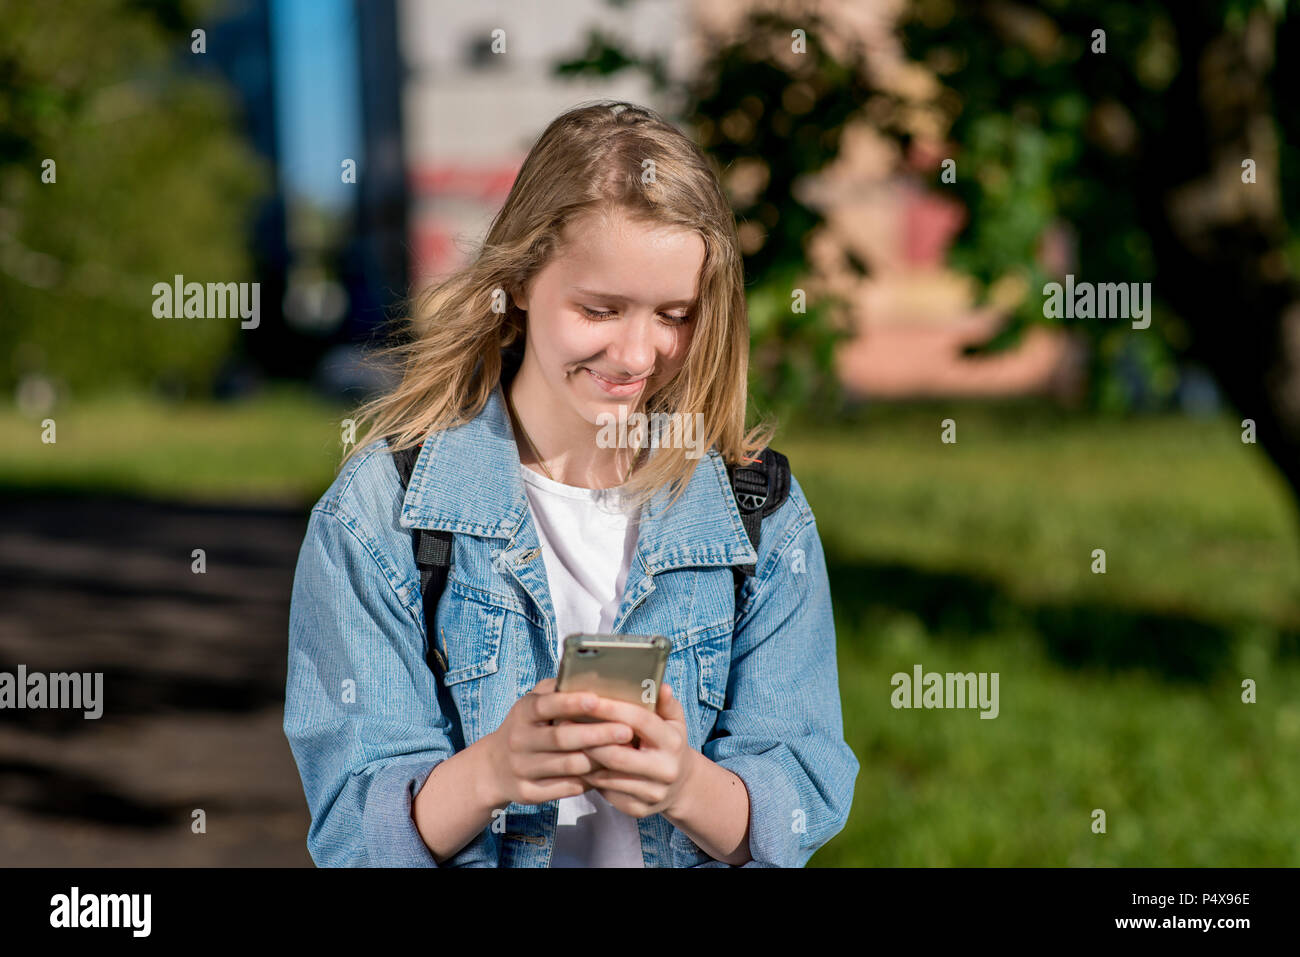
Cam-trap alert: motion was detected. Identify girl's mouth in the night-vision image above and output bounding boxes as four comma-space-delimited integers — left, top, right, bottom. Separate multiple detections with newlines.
583, 368, 648, 397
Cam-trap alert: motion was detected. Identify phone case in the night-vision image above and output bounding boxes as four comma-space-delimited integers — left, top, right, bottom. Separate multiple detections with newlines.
555, 633, 671, 725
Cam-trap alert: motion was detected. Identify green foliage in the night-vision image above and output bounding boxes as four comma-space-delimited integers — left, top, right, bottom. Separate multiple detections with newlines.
745, 262, 853, 421
0, 0, 266, 400
896, 0, 1300, 411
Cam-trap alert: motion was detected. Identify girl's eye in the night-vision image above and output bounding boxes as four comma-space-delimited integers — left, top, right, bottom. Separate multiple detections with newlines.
580, 305, 692, 325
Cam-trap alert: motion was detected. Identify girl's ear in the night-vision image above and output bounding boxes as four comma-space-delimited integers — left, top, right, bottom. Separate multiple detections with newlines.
509, 281, 529, 313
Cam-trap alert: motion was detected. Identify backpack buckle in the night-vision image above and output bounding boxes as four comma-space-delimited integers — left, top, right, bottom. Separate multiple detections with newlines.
731, 458, 770, 515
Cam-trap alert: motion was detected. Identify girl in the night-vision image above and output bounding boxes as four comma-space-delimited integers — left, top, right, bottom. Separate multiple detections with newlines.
284, 101, 858, 867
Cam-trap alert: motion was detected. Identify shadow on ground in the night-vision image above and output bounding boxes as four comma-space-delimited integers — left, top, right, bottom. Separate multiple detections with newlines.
824, 547, 1299, 681
0, 491, 316, 865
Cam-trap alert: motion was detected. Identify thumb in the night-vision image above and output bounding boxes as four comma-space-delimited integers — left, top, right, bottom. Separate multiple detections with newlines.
657, 681, 685, 722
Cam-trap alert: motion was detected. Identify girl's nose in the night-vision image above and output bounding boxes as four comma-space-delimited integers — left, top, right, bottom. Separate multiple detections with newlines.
604, 315, 658, 376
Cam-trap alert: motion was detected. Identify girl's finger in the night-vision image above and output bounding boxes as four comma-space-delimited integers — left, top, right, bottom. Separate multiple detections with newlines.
593, 788, 652, 818
518, 776, 591, 804
584, 771, 664, 805
528, 690, 601, 724
520, 750, 604, 778
522, 719, 632, 752
583, 695, 671, 750
580, 743, 667, 780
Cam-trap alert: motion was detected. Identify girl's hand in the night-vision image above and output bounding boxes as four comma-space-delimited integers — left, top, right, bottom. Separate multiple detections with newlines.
577, 683, 697, 819
481, 678, 635, 809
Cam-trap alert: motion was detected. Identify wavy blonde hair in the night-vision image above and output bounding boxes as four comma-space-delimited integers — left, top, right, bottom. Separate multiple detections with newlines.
341, 99, 777, 514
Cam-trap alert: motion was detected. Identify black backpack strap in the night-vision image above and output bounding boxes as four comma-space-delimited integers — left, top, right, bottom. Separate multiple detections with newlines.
727, 447, 791, 613
392, 441, 452, 676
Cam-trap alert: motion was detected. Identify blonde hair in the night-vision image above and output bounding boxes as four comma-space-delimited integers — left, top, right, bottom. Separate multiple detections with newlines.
341, 99, 777, 513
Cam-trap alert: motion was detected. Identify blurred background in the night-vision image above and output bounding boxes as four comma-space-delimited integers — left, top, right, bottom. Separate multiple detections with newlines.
2, 0, 1298, 866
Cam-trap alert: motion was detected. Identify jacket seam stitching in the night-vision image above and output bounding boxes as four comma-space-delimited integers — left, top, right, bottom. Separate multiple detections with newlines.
328, 440, 391, 507
313, 502, 423, 627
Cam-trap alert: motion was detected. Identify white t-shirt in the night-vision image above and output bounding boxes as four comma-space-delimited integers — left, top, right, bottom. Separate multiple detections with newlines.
519, 464, 645, 867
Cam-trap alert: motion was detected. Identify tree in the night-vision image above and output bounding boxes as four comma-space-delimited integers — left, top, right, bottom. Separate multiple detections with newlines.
0, 0, 264, 401
891, 0, 1300, 510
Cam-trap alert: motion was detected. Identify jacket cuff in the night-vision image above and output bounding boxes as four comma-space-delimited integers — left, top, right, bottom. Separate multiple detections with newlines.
713, 751, 804, 867
362, 760, 442, 867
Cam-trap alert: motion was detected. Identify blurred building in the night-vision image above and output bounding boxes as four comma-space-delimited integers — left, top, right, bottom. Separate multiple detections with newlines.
394, 0, 694, 285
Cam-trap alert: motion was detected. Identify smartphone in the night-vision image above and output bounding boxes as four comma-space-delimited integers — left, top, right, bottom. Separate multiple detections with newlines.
554, 633, 671, 746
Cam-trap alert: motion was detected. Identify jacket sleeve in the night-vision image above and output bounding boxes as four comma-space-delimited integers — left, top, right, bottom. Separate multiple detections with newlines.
700, 489, 859, 867
284, 503, 483, 867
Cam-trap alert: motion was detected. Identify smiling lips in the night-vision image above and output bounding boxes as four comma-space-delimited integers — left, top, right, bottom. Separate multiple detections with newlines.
583, 368, 648, 396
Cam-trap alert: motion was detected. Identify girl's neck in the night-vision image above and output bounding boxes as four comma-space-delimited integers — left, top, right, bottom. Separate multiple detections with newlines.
505, 366, 637, 490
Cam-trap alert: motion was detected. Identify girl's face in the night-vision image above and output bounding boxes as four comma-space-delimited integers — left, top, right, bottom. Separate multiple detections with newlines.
513, 207, 704, 429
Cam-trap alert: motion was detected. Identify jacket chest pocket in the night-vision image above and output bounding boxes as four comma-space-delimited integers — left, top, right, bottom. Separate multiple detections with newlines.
660, 627, 731, 754
686, 567, 736, 711
434, 576, 504, 685
653, 568, 735, 745
692, 632, 731, 711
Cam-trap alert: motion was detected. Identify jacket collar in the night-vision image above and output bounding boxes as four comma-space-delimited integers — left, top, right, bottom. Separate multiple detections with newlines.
398, 378, 758, 574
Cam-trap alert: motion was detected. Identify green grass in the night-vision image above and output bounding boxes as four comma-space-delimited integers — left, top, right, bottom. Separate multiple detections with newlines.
0, 384, 351, 504
779, 401, 1300, 865
3, 389, 1298, 864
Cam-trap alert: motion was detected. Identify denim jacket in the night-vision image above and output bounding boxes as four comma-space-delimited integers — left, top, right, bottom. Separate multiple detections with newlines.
284, 379, 859, 867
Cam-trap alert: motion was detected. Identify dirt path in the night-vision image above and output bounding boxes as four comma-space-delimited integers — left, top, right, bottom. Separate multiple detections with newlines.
0, 493, 316, 866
